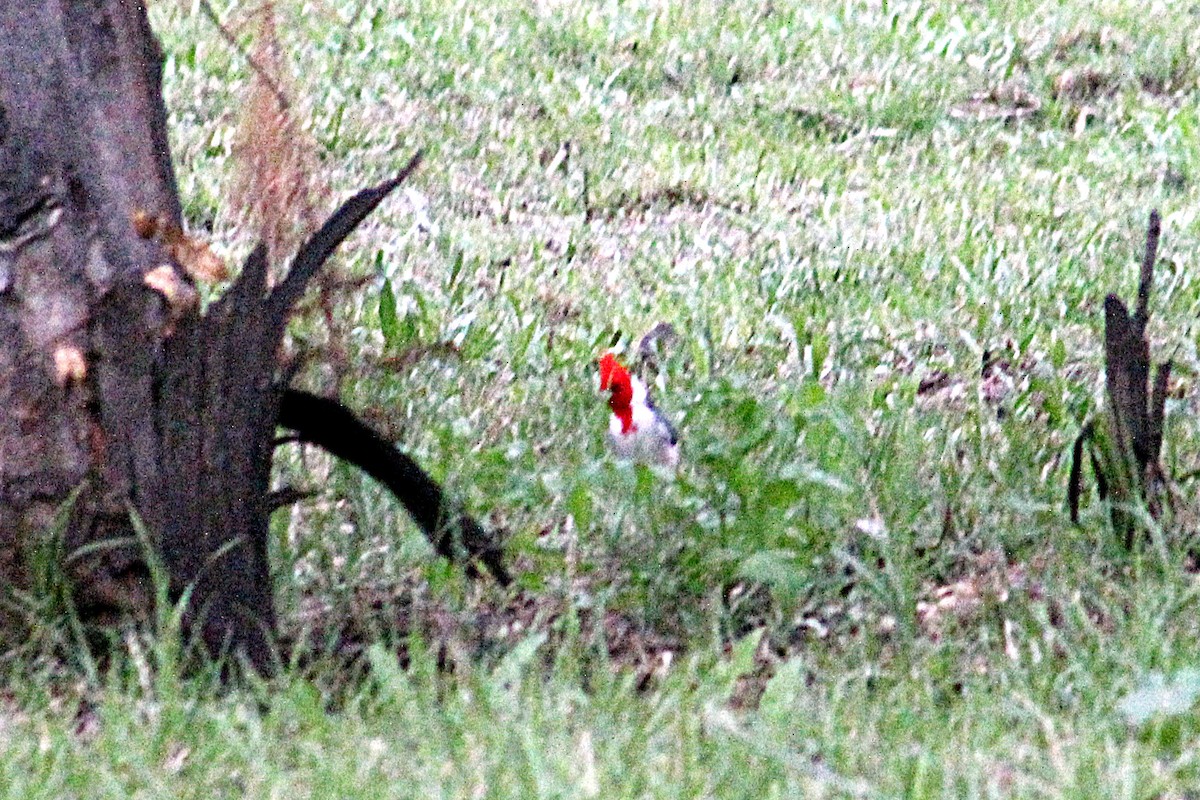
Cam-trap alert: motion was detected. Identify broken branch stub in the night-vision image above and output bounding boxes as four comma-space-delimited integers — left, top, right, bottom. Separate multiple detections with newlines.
150, 160, 423, 672
1069, 210, 1171, 546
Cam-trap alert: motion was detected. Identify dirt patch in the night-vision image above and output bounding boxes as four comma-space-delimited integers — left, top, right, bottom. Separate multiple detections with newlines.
286, 582, 681, 689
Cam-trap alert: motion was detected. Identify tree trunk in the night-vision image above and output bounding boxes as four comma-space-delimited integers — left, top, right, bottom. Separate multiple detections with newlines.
0, 2, 436, 673
0, 2, 187, 633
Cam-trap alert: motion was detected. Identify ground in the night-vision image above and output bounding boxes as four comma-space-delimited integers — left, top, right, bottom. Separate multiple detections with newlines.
4, 0, 1200, 796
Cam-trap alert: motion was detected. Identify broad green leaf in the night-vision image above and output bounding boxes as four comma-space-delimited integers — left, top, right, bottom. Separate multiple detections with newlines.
379, 277, 400, 349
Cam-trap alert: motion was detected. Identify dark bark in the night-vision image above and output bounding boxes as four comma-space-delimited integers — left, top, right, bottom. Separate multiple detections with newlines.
150, 158, 422, 668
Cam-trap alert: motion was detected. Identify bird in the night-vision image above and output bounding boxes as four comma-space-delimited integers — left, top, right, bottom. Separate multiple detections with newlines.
597, 351, 680, 468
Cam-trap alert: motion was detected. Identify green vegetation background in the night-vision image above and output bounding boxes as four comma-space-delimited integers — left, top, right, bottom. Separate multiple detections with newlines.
7, 1, 1200, 797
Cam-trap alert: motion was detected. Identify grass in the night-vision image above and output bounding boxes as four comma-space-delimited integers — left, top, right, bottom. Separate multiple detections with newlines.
7, 0, 1200, 796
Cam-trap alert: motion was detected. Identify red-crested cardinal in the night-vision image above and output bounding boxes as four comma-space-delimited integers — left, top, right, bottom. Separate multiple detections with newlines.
597, 351, 680, 468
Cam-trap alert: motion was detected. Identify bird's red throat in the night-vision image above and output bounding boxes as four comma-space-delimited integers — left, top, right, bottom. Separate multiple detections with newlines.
609, 393, 635, 433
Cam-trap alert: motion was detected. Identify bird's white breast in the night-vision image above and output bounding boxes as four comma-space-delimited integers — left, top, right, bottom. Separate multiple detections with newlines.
607, 402, 679, 467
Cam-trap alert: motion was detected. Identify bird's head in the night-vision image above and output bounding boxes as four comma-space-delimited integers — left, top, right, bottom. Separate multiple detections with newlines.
597, 351, 634, 411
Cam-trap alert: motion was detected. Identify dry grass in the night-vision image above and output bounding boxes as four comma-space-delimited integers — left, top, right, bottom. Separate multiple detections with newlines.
227, 1, 328, 273
225, 1, 373, 389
